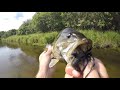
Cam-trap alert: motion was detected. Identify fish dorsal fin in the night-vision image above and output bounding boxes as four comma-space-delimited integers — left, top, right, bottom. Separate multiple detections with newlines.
49, 59, 59, 68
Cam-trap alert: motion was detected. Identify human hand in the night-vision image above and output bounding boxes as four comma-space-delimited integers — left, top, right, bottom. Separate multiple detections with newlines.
36, 45, 56, 78
64, 59, 108, 78
65, 64, 82, 78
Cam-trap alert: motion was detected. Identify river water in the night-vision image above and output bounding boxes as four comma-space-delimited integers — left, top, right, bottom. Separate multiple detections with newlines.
0, 42, 120, 78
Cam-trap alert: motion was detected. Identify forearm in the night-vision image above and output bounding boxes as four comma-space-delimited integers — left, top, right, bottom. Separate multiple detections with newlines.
36, 70, 51, 78
36, 70, 45, 78
36, 67, 54, 78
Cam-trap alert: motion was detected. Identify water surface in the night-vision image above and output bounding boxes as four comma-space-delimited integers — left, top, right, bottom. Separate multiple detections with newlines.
0, 42, 120, 78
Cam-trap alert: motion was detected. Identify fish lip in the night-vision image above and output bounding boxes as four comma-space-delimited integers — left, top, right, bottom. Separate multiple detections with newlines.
69, 39, 90, 61
70, 38, 92, 64
71, 39, 87, 53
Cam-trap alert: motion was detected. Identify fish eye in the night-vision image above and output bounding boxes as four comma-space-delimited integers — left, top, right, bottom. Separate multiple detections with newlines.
67, 33, 72, 38
66, 33, 72, 38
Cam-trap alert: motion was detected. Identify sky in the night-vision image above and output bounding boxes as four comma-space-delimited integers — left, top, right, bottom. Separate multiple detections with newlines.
0, 12, 36, 31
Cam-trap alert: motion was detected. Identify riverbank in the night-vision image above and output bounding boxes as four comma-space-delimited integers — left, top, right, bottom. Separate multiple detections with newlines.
2, 31, 58, 46
1, 30, 120, 49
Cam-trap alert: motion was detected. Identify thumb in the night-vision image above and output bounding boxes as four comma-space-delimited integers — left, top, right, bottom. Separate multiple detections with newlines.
45, 44, 52, 55
65, 64, 82, 78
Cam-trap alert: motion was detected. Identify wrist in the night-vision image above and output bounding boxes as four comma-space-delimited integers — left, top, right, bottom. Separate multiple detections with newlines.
36, 70, 48, 78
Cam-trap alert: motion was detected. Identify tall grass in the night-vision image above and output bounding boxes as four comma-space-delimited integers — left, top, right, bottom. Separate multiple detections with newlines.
80, 30, 120, 48
1, 30, 120, 48
2, 31, 58, 46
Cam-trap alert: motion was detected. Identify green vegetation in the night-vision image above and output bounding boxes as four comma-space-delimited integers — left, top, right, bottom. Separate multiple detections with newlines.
80, 30, 120, 48
2, 30, 120, 48
0, 38, 1, 44
2, 32, 58, 46
0, 12, 120, 49
1, 12, 120, 37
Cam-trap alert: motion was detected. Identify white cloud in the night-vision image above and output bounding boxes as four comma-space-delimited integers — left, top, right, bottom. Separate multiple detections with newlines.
0, 12, 36, 31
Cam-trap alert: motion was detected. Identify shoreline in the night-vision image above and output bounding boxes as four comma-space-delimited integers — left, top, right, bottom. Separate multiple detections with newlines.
1, 30, 120, 49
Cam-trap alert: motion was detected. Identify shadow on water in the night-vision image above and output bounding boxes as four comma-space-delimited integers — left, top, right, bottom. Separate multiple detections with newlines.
0, 42, 120, 78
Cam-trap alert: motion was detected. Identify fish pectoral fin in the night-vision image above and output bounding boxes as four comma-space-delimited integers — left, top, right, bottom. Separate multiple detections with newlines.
49, 59, 59, 68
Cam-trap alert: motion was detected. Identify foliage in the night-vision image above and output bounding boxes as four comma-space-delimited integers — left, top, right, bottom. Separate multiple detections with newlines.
0, 12, 120, 48
1, 12, 120, 38
2, 30, 120, 48
2, 32, 58, 46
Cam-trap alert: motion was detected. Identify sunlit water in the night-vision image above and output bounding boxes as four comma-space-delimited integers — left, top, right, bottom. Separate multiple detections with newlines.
0, 42, 120, 78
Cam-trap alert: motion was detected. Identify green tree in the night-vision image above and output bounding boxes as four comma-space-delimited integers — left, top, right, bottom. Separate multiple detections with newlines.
0, 31, 5, 38
17, 19, 32, 35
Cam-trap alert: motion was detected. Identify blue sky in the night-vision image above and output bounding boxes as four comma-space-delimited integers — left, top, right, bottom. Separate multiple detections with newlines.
15, 12, 24, 20
0, 12, 36, 31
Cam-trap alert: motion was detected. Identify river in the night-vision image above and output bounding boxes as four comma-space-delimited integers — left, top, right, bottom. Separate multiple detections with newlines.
0, 42, 120, 78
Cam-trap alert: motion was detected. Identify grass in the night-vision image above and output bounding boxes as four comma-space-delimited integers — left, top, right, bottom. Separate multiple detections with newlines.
2, 31, 58, 46
80, 30, 120, 48
1, 30, 120, 49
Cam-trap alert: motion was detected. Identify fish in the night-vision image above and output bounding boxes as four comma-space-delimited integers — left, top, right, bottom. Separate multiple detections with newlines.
48, 28, 93, 72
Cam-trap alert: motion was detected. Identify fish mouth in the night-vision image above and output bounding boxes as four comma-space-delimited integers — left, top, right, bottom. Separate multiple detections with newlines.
70, 38, 90, 57
62, 38, 86, 62
70, 38, 92, 69
61, 38, 92, 66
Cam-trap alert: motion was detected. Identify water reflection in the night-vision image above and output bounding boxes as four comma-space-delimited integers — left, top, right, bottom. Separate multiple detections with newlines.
0, 46, 39, 78
0, 42, 120, 78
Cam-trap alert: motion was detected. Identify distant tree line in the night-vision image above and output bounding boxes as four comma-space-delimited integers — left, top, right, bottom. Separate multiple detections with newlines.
0, 12, 120, 38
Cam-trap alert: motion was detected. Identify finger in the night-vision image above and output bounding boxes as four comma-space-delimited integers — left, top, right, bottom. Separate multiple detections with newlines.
65, 64, 74, 76
39, 51, 46, 60
65, 74, 73, 78
72, 70, 82, 78
46, 45, 52, 55
65, 64, 82, 78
